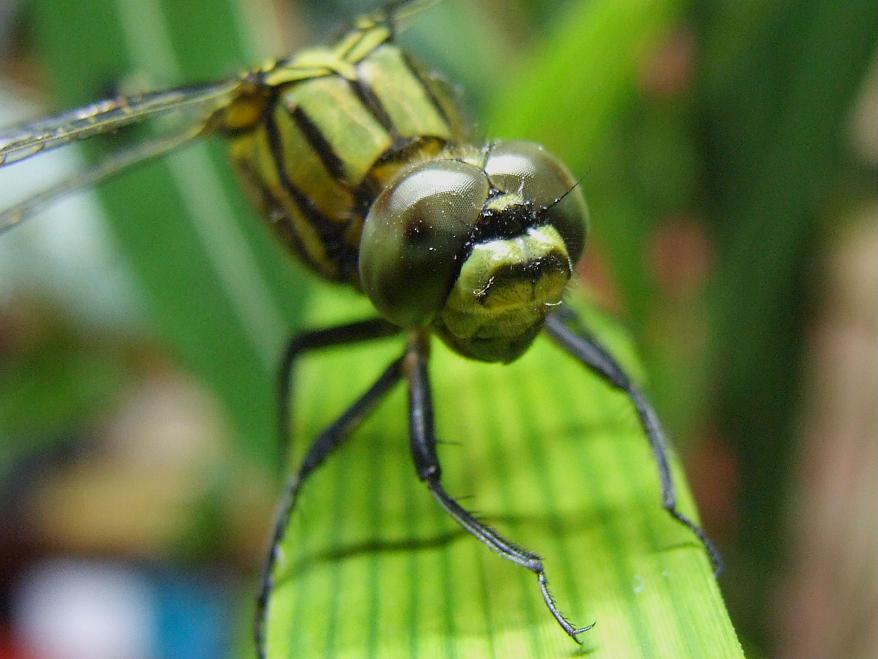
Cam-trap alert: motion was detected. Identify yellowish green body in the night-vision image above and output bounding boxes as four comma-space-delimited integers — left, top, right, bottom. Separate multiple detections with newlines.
228, 17, 462, 284
221, 15, 586, 363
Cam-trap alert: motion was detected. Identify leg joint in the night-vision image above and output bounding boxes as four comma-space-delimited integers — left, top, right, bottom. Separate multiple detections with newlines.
419, 464, 441, 481
526, 558, 544, 573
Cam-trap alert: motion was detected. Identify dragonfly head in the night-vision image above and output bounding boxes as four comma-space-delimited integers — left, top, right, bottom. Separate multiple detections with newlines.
359, 141, 588, 362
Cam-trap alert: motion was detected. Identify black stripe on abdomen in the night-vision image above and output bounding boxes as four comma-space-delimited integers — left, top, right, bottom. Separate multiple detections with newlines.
400, 51, 452, 128
265, 113, 358, 280
349, 77, 397, 136
289, 105, 349, 185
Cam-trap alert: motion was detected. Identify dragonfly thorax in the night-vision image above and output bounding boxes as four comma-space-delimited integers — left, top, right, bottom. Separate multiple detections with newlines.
227, 22, 460, 285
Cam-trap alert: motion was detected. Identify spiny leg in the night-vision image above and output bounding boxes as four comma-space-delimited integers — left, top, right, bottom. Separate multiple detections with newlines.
544, 308, 723, 576
276, 319, 400, 466
256, 355, 405, 659
403, 331, 593, 642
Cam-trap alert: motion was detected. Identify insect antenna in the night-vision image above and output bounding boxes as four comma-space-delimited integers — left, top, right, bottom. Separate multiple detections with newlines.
540, 175, 586, 216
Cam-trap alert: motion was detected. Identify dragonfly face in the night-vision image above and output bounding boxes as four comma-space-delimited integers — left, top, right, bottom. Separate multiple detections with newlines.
360, 142, 588, 362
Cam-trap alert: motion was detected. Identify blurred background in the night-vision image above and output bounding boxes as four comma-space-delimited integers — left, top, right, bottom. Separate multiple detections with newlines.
0, 0, 875, 657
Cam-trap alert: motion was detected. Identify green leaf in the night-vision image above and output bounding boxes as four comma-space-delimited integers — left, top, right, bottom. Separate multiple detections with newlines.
266, 290, 741, 658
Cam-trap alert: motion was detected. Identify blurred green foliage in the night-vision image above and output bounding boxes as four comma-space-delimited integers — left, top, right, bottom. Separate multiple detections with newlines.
0, 304, 132, 479
27, 0, 311, 464
699, 0, 878, 642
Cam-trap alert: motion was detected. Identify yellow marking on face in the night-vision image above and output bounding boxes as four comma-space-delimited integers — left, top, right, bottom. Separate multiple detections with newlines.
439, 225, 571, 341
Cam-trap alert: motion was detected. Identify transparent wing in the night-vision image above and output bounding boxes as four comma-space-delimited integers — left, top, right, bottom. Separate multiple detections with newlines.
0, 78, 242, 169
389, 0, 444, 22
0, 121, 207, 235
357, 0, 443, 30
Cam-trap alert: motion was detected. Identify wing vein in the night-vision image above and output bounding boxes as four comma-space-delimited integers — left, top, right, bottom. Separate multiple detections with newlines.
0, 122, 207, 235
0, 80, 240, 169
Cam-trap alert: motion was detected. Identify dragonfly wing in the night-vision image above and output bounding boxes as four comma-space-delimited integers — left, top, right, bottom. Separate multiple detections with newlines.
0, 78, 242, 169
365, 0, 444, 30
0, 121, 208, 234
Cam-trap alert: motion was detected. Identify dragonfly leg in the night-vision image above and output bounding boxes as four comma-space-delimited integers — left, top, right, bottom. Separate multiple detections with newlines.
403, 332, 593, 643
277, 319, 400, 466
544, 307, 723, 576
256, 355, 405, 659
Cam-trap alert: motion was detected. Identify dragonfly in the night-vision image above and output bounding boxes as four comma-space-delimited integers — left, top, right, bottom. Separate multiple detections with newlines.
0, 0, 721, 655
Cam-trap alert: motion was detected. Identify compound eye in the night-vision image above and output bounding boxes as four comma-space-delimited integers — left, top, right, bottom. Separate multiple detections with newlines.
485, 141, 589, 263
360, 160, 490, 327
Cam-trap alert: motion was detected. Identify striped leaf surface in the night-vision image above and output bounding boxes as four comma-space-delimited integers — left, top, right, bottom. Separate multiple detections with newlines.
267, 288, 741, 658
